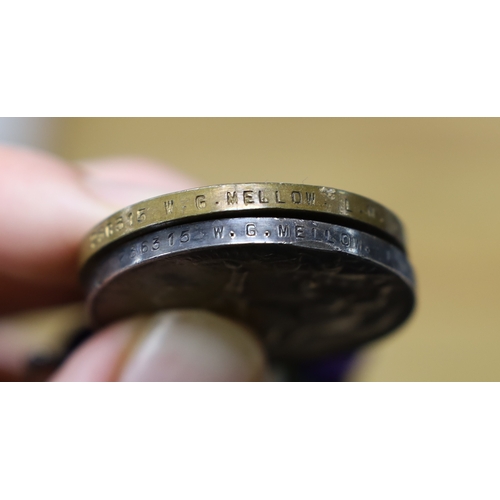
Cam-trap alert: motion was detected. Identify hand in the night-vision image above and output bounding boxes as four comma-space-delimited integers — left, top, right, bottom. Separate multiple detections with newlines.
0, 145, 266, 381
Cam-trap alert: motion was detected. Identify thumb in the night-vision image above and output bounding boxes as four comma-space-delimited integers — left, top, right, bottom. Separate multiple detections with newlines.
50, 310, 267, 382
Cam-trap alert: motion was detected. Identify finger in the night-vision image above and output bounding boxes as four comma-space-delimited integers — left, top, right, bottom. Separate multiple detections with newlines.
51, 310, 267, 382
77, 157, 198, 207
0, 146, 197, 313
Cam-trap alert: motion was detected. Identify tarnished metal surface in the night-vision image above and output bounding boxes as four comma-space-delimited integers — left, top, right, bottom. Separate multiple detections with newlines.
82, 217, 415, 361
80, 182, 406, 266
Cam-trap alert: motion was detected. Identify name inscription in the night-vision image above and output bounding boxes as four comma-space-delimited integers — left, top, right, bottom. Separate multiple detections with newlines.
161, 189, 319, 216
86, 185, 388, 256
118, 219, 371, 265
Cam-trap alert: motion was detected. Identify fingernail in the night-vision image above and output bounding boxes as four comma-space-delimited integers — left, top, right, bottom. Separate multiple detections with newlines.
119, 310, 266, 382
79, 158, 197, 209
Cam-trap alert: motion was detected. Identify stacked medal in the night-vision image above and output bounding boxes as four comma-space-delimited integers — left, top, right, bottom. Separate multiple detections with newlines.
79, 183, 416, 361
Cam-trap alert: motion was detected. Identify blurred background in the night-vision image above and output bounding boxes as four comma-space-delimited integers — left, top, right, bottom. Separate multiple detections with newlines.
1, 117, 499, 381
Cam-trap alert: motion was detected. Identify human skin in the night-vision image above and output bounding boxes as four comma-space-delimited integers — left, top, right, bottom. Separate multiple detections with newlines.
0, 146, 266, 381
